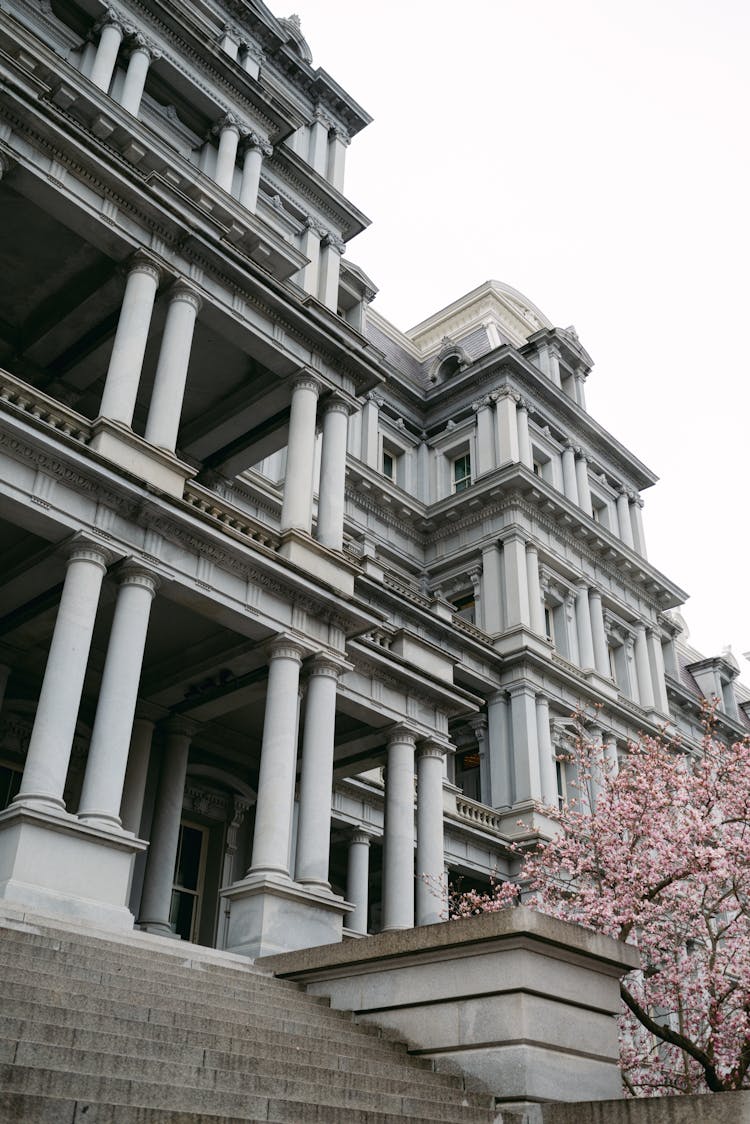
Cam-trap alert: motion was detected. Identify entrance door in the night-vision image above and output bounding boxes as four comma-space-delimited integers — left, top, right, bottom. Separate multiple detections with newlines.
170, 820, 208, 943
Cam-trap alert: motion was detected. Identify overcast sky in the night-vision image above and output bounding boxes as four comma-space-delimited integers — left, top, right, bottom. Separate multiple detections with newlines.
293, 0, 749, 679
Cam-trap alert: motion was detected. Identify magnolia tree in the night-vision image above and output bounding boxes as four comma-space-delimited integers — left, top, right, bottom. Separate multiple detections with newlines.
447, 711, 750, 1097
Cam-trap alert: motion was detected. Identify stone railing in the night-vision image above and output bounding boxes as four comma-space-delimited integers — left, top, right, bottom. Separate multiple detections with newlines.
183, 482, 280, 552
450, 614, 493, 644
0, 369, 90, 444
383, 574, 432, 610
454, 794, 504, 834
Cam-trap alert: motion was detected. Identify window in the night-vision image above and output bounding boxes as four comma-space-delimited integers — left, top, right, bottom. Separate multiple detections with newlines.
453, 453, 472, 493
544, 606, 555, 643
0, 764, 21, 811
382, 451, 394, 479
456, 750, 481, 801
533, 460, 543, 478
453, 593, 476, 624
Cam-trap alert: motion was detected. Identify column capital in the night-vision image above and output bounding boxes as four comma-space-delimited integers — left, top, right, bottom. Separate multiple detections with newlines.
162, 714, 199, 739
575, 577, 589, 592
322, 232, 346, 255
575, 447, 587, 462
321, 392, 351, 417
350, 827, 374, 846
126, 31, 161, 60
95, 6, 126, 34
525, 540, 539, 557
212, 112, 244, 138
123, 249, 161, 283
166, 281, 202, 313
115, 558, 161, 596
332, 125, 351, 146
588, 587, 603, 602
312, 105, 337, 131
387, 724, 418, 747
468, 713, 488, 737
417, 737, 449, 760
306, 651, 352, 679
291, 371, 322, 396
303, 215, 328, 238
241, 130, 273, 157
507, 682, 536, 700
267, 634, 306, 664
63, 531, 114, 571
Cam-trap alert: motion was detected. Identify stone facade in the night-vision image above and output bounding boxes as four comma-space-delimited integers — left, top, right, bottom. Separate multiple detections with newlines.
0, 0, 747, 961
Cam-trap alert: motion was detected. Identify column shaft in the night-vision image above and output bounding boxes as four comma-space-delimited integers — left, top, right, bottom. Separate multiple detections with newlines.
589, 589, 610, 677
298, 223, 321, 295
308, 118, 329, 174
138, 721, 194, 932
90, 19, 123, 92
576, 454, 593, 516
525, 543, 544, 635
616, 491, 635, 549
346, 831, 371, 935
516, 401, 533, 468
647, 629, 670, 714
99, 257, 160, 426
502, 535, 530, 628
316, 400, 349, 550
294, 658, 342, 888
536, 696, 558, 808
487, 693, 512, 807
215, 123, 241, 193
249, 640, 303, 876
318, 241, 341, 310
416, 745, 446, 926
509, 688, 542, 803
280, 376, 320, 533
481, 544, 502, 634
144, 285, 201, 451
630, 498, 648, 557
473, 402, 496, 476
634, 624, 655, 710
120, 47, 151, 115
561, 443, 579, 504
575, 582, 595, 669
495, 393, 519, 464
16, 542, 109, 810
327, 131, 348, 191
119, 716, 154, 834
382, 730, 415, 931
78, 566, 158, 828
239, 144, 263, 211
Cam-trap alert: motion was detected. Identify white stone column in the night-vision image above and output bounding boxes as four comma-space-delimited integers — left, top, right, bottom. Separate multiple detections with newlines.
630, 495, 648, 557
248, 638, 304, 878
119, 713, 154, 834
616, 488, 635, 549
308, 110, 331, 174
472, 398, 496, 476
588, 589, 610, 678
647, 628, 670, 714
316, 397, 349, 551
120, 38, 159, 116
481, 543, 502, 634
575, 581, 595, 670
536, 695, 558, 808
416, 741, 446, 926
138, 717, 197, 934
516, 397, 533, 469
360, 392, 381, 468
564, 592, 580, 664
99, 254, 161, 427
487, 692, 512, 807
625, 636, 639, 703
502, 534, 530, 629
525, 543, 544, 635
327, 126, 349, 192
574, 370, 587, 409
213, 114, 242, 194
298, 218, 323, 295
346, 829, 372, 935
218, 22, 241, 59
239, 134, 271, 212
318, 234, 344, 311
382, 726, 416, 931
90, 9, 124, 93
634, 624, 655, 710
495, 390, 520, 465
280, 374, 320, 534
144, 283, 202, 452
575, 451, 593, 516
294, 655, 346, 889
605, 735, 619, 778
509, 686, 542, 803
78, 563, 159, 829
14, 538, 110, 812
561, 440, 579, 504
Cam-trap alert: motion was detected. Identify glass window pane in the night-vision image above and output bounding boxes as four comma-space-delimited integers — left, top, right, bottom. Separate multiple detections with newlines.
175, 825, 203, 890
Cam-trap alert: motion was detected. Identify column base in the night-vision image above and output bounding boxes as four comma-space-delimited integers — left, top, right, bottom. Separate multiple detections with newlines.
0, 804, 146, 931
221, 872, 353, 958
277, 529, 357, 596
137, 921, 181, 940
89, 417, 196, 498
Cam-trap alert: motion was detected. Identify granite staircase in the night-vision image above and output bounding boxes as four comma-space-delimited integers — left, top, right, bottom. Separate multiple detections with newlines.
0, 907, 500, 1123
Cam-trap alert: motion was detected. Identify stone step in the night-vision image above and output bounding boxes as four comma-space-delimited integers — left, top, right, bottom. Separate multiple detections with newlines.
0, 1066, 495, 1123
2, 1038, 492, 1116
0, 1014, 458, 1090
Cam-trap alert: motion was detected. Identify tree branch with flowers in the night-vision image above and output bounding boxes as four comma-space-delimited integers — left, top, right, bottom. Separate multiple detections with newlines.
444, 705, 750, 1096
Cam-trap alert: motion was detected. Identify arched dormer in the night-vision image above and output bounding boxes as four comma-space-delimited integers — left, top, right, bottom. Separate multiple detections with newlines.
279, 15, 313, 64
429, 338, 470, 385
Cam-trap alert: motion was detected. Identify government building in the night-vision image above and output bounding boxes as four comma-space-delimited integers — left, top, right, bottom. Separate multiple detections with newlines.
0, 0, 747, 968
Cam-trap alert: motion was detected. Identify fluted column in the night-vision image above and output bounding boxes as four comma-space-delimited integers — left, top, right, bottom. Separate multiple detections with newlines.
346, 829, 372, 935
575, 451, 593, 516
213, 114, 242, 193
588, 589, 610, 677
316, 397, 349, 550
616, 488, 635, 549
502, 534, 530, 628
119, 713, 155, 834
318, 234, 344, 310
575, 581, 595, 670
78, 563, 159, 829
516, 397, 533, 468
138, 717, 197, 934
90, 9, 124, 93
14, 537, 111, 812
294, 654, 347, 889
525, 543, 544, 635
382, 727, 416, 931
120, 37, 159, 116
536, 695, 558, 808
239, 134, 271, 212
416, 741, 446, 926
248, 638, 304, 878
280, 374, 320, 533
561, 440, 579, 503
99, 254, 161, 426
634, 624, 655, 710
144, 283, 202, 451
509, 686, 541, 803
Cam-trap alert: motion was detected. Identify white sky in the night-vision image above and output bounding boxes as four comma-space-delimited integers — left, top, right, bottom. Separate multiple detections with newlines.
293, 0, 750, 679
